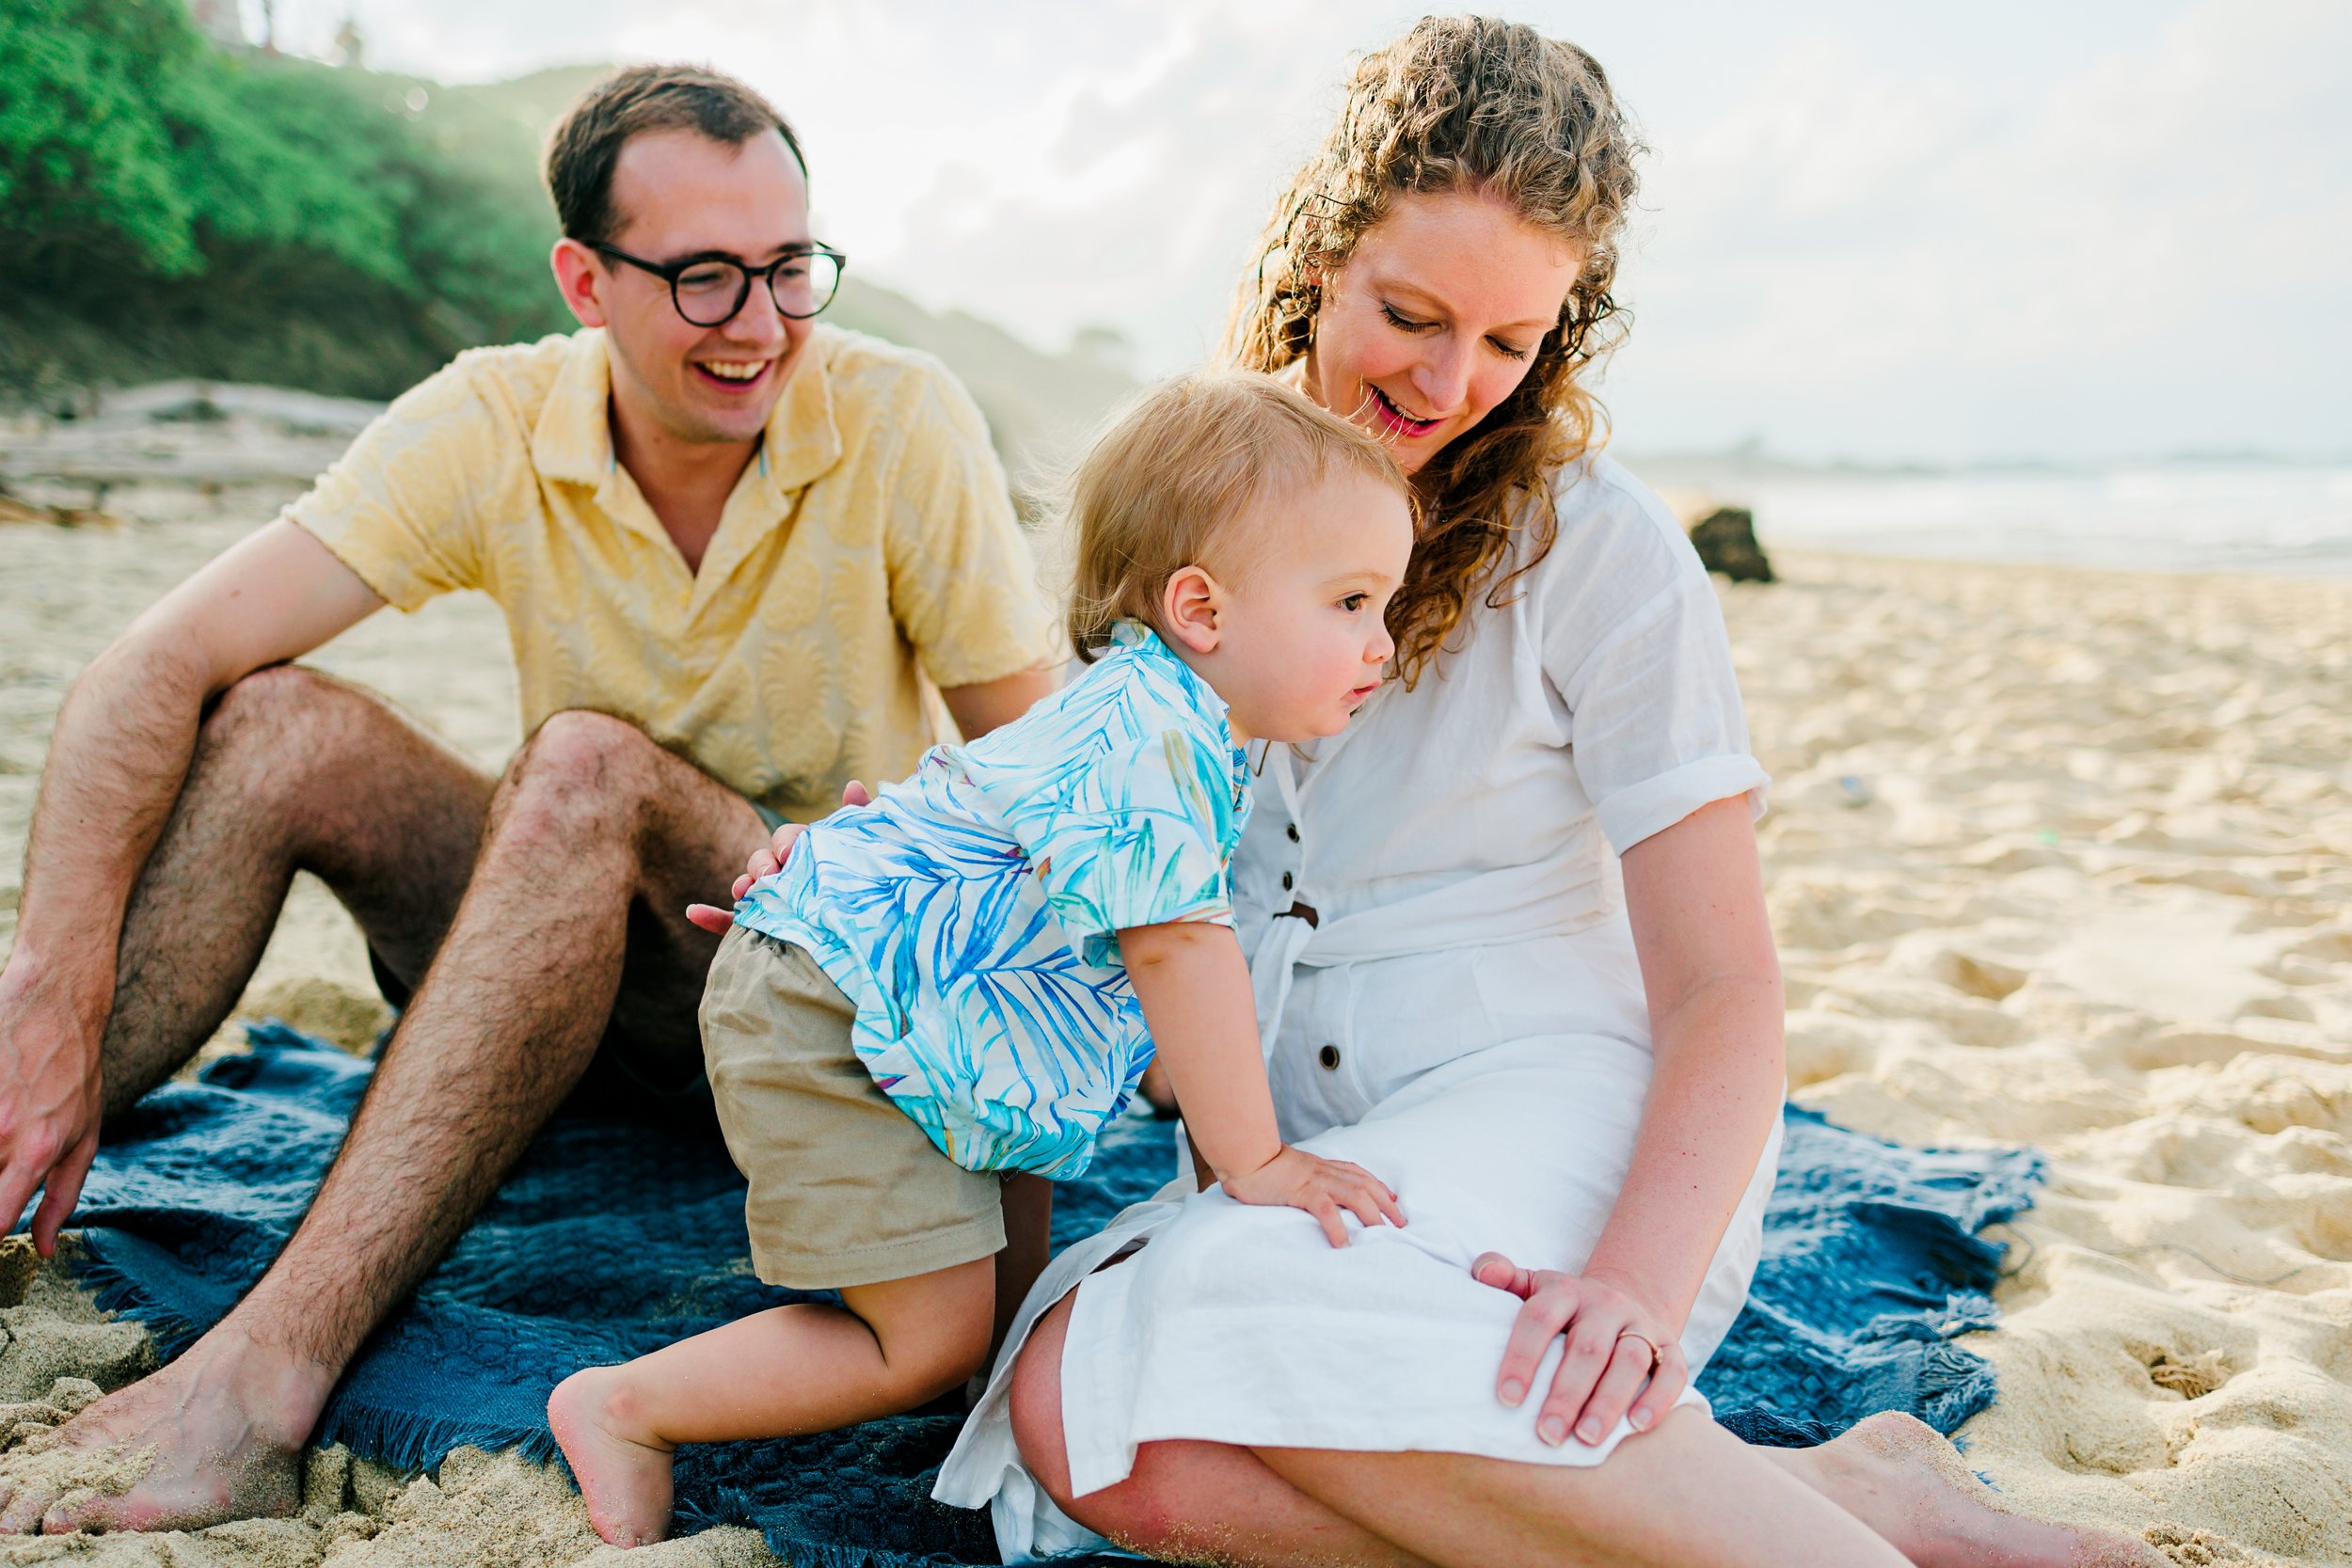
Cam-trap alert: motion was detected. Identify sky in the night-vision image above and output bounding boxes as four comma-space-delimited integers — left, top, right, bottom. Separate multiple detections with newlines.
251, 0, 2351, 467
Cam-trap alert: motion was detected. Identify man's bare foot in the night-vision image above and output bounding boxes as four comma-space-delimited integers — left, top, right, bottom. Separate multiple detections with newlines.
1800, 1412, 2168, 1568
0, 1327, 321, 1534
548, 1367, 675, 1548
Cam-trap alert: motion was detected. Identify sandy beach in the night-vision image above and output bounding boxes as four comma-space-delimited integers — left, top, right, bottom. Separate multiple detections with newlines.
3, 493, 2350, 1564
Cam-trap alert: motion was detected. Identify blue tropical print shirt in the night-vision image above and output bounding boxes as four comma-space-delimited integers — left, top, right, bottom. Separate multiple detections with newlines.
734, 622, 1251, 1178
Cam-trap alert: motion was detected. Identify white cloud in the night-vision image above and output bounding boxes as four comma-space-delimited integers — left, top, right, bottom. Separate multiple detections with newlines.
309, 0, 2350, 461
1607, 0, 2352, 457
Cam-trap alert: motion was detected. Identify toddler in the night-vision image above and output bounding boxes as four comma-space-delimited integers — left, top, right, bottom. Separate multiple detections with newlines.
549, 372, 1415, 1546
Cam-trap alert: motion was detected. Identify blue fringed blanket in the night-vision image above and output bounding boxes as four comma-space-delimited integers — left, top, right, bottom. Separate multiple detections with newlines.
27, 1024, 2038, 1566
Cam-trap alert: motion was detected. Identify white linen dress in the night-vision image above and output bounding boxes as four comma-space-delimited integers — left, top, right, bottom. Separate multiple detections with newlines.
934, 453, 1784, 1561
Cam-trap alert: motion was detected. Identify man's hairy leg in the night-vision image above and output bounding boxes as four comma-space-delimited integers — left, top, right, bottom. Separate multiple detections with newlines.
97, 665, 494, 1116
0, 710, 765, 1536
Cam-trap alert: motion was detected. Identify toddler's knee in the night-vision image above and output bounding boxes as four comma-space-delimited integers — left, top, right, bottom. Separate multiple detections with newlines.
882, 1314, 992, 1409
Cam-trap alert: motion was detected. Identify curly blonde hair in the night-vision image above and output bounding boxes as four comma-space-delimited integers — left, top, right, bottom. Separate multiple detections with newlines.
1226, 16, 1643, 685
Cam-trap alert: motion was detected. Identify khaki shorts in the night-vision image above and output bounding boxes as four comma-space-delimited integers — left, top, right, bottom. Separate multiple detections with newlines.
701, 926, 1006, 1289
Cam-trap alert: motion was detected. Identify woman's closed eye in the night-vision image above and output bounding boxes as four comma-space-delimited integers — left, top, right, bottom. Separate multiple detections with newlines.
1379, 303, 1533, 362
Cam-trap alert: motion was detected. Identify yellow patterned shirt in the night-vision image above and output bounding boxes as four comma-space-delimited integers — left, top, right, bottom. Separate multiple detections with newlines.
288, 325, 1058, 820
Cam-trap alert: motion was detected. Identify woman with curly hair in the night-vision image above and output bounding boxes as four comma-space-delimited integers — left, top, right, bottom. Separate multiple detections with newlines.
912, 17, 2163, 1566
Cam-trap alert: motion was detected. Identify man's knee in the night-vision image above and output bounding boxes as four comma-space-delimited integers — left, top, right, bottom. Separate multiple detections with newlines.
195, 665, 373, 804
204, 664, 340, 747
497, 710, 670, 842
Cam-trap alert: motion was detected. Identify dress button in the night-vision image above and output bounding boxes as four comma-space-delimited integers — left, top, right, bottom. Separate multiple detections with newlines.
1285, 824, 1299, 842
1281, 872, 1295, 891
1317, 1044, 1342, 1070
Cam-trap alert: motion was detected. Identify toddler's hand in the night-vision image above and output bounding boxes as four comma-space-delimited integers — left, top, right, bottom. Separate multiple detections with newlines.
686, 782, 871, 934
1220, 1145, 1404, 1247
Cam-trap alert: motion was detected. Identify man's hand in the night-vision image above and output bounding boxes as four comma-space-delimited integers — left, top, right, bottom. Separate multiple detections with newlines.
2, 519, 387, 1256
685, 782, 870, 934
0, 966, 106, 1256
1220, 1144, 1405, 1249
1472, 1253, 1687, 1449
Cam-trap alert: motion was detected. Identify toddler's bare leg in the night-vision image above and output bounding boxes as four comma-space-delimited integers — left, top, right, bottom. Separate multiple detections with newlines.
548, 1257, 995, 1546
995, 1173, 1053, 1354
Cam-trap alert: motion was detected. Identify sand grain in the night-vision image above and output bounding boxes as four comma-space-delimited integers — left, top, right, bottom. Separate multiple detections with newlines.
6, 511, 2349, 1562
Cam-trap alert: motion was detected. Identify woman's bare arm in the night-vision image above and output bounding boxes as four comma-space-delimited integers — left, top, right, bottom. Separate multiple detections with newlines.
1121, 921, 1404, 1247
1586, 792, 1785, 1322
1477, 793, 1783, 1446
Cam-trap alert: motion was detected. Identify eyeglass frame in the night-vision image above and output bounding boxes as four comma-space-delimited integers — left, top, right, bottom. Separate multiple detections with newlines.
587, 241, 849, 325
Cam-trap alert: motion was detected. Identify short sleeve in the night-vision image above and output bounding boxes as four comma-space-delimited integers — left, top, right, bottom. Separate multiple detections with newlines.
985, 722, 1242, 968
882, 363, 1062, 689
1540, 463, 1770, 854
283, 360, 513, 611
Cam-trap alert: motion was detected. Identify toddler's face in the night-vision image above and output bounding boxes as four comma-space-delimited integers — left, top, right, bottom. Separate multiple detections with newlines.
1193, 469, 1413, 744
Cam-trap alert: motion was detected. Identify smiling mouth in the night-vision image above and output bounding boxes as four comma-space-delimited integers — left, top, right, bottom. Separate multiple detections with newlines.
693, 358, 772, 391
1369, 386, 1440, 437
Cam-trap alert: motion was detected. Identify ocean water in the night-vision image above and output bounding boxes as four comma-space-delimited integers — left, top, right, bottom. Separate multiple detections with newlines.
1635, 461, 2352, 578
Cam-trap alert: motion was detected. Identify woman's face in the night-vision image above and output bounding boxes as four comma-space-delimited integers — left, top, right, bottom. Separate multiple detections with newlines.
1303, 188, 1583, 475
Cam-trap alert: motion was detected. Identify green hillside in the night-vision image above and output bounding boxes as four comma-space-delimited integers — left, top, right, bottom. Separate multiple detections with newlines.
0, 6, 1127, 479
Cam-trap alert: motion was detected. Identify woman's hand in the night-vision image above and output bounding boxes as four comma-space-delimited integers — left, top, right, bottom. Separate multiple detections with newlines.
1472, 1252, 1687, 1448
1221, 1145, 1406, 1248
686, 782, 870, 933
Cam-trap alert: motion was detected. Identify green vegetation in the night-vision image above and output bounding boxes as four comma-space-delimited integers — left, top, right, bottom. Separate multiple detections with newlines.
0, 1, 1129, 477
0, 0, 580, 400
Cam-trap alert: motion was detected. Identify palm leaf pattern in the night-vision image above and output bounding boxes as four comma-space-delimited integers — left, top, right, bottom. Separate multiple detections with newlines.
735, 622, 1248, 1178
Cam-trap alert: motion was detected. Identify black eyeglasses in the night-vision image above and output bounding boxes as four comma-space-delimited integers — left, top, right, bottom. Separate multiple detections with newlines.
590, 242, 847, 325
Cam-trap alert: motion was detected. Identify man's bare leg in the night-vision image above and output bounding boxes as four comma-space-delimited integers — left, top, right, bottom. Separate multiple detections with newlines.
0, 707, 768, 1535
93, 665, 494, 1115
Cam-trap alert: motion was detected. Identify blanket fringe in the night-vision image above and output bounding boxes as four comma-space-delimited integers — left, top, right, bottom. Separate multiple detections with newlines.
313, 1400, 561, 1476
65, 1244, 210, 1363
683, 1485, 971, 1568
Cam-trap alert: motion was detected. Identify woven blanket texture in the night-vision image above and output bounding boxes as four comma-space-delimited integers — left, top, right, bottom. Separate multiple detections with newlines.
20, 1024, 2040, 1567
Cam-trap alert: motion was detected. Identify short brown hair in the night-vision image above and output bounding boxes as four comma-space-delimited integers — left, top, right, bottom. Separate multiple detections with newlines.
1065, 373, 1412, 663
544, 64, 807, 245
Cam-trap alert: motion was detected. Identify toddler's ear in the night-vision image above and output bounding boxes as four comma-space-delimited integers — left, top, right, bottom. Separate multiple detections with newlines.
1159, 564, 1224, 656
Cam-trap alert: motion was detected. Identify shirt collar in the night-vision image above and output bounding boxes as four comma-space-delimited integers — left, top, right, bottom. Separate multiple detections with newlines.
529, 326, 846, 505
529, 329, 618, 485
1110, 620, 1244, 755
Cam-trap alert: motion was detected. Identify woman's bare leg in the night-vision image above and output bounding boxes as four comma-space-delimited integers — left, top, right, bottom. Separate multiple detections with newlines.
1258, 1412, 1908, 1568
1009, 1289, 2167, 1568
1009, 1291, 1430, 1568
1759, 1414, 2168, 1568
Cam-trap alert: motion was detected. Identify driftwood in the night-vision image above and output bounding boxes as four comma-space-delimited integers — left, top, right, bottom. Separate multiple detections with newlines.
0, 489, 117, 528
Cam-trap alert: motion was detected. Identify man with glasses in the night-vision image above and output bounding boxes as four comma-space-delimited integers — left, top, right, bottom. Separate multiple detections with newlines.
0, 65, 1059, 1533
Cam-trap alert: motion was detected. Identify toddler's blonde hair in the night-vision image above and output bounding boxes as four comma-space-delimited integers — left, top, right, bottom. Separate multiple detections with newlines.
1065, 372, 1412, 663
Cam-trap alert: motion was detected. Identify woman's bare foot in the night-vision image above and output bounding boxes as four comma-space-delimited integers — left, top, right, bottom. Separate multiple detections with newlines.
1788, 1412, 2167, 1568
548, 1367, 676, 1548
0, 1328, 318, 1534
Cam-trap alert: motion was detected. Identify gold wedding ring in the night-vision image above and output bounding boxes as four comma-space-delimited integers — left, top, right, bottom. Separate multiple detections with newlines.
1615, 1329, 1661, 1364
